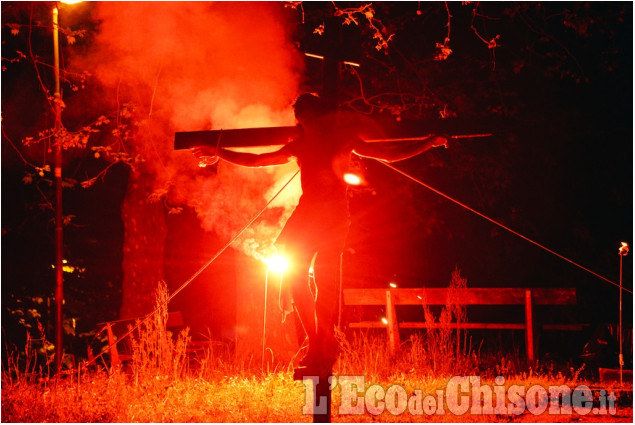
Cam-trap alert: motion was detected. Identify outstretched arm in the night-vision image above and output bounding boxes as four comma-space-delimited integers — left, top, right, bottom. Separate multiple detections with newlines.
191, 145, 294, 168
352, 135, 448, 163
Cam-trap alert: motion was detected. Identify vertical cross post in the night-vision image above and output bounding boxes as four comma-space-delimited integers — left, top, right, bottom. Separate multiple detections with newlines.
303, 16, 360, 112
298, 369, 333, 423
294, 19, 359, 423
321, 17, 342, 111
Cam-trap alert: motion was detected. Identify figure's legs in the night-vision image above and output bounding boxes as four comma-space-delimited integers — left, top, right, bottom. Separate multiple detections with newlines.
290, 266, 316, 342
313, 249, 342, 360
278, 246, 317, 354
276, 201, 349, 369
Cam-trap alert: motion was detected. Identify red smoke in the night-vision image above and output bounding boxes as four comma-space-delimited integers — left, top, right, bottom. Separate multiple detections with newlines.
71, 2, 304, 260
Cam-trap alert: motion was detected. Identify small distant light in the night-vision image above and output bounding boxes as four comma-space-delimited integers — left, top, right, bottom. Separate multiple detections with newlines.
264, 254, 290, 274
344, 173, 362, 186
389, 282, 397, 288
62, 259, 68, 264
417, 295, 422, 300
304, 52, 359, 67
305, 52, 325, 60
619, 242, 629, 255
343, 61, 361, 68
381, 317, 388, 325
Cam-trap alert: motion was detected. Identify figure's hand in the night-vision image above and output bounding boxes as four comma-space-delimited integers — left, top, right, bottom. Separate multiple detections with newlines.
191, 145, 219, 167
190, 145, 216, 158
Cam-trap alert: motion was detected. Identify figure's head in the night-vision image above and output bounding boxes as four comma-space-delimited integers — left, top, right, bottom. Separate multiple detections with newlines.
293, 93, 327, 123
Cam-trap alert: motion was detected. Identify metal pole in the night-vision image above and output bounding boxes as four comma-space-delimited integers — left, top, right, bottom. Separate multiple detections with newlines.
52, 4, 64, 374
262, 270, 268, 372
619, 253, 623, 385
617, 242, 629, 386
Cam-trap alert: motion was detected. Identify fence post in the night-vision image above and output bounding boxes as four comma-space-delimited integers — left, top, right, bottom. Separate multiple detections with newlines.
105, 322, 121, 369
524, 289, 535, 362
386, 290, 400, 354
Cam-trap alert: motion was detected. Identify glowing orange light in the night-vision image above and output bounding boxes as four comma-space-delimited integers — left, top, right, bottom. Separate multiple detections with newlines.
389, 282, 397, 288
51, 261, 85, 274
305, 52, 360, 67
264, 254, 289, 274
381, 317, 388, 325
61, 1, 84, 4
344, 173, 362, 185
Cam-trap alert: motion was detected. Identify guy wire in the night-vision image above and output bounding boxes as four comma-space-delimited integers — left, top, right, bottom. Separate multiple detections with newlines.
85, 169, 300, 368
378, 160, 632, 294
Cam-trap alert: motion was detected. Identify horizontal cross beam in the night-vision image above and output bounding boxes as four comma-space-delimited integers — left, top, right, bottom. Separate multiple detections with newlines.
174, 126, 298, 150
174, 118, 498, 150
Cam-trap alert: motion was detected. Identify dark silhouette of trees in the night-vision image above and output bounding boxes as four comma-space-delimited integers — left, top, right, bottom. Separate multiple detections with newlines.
2, 2, 631, 362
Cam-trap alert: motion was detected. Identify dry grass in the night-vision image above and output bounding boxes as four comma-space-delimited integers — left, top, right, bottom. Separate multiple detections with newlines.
3, 351, 632, 422
2, 278, 633, 422
127, 282, 191, 383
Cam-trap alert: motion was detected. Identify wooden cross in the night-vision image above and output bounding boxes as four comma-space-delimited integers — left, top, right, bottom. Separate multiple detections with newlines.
172, 19, 493, 423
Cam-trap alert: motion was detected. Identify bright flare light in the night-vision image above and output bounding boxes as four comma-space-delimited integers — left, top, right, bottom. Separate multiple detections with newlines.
389, 282, 397, 288
343, 173, 362, 186
264, 254, 290, 274
381, 317, 388, 325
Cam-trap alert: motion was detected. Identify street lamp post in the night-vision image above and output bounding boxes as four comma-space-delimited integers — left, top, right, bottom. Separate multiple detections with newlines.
52, 4, 64, 373
618, 242, 629, 386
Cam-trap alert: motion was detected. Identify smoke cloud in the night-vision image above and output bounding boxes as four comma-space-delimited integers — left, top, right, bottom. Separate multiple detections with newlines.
72, 2, 303, 261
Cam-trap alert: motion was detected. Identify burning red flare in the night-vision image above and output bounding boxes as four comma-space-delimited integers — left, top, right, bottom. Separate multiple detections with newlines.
344, 172, 363, 185
264, 254, 290, 274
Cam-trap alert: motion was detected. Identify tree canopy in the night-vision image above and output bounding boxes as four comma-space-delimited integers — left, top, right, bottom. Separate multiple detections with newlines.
1, 2, 632, 361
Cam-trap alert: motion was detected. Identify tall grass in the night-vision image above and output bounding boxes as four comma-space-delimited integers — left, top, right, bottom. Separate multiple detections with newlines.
127, 281, 190, 382
337, 267, 477, 380
2, 320, 53, 386
419, 266, 471, 375
2, 275, 629, 422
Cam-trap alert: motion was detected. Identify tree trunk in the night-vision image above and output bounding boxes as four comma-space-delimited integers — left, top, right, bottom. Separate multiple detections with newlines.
119, 169, 167, 319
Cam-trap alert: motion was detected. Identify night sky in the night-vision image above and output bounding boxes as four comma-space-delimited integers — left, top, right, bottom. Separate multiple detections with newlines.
1, 2, 632, 363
